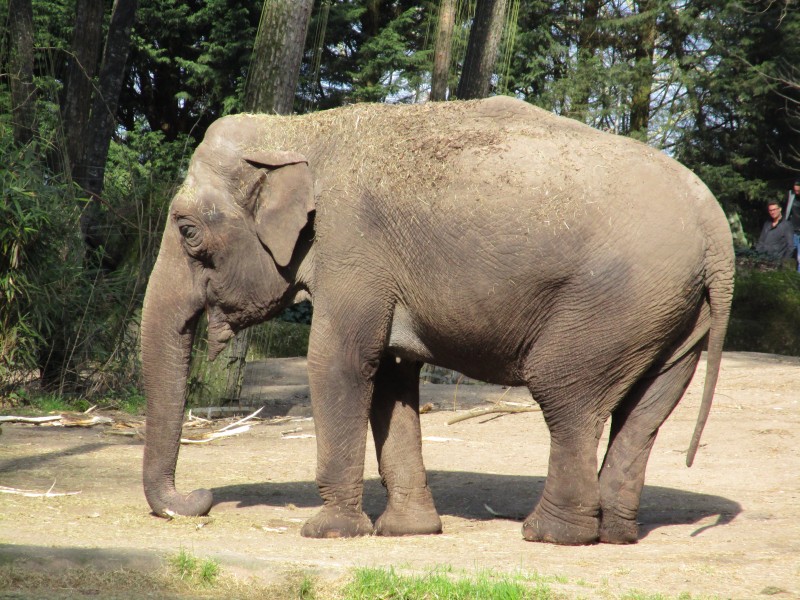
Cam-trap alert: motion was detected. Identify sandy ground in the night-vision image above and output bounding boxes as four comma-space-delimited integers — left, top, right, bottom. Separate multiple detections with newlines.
1, 351, 799, 599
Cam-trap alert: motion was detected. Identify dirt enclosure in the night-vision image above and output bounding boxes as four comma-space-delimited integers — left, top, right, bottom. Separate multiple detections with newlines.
1, 352, 799, 599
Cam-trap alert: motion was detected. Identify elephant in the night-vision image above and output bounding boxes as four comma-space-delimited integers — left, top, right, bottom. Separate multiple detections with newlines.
140, 95, 734, 545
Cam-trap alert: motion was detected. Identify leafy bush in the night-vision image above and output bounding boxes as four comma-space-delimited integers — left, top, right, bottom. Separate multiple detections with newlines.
726, 266, 800, 356
0, 119, 194, 401
0, 138, 85, 388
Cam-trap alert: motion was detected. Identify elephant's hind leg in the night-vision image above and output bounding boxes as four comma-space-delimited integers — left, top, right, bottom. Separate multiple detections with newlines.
370, 356, 442, 536
521, 416, 604, 545
598, 346, 702, 544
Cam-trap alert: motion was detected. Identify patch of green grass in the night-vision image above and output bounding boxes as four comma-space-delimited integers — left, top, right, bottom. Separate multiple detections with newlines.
99, 387, 147, 414
0, 562, 321, 599
619, 592, 718, 600
0, 390, 91, 414
341, 567, 557, 600
167, 548, 220, 586
298, 573, 317, 599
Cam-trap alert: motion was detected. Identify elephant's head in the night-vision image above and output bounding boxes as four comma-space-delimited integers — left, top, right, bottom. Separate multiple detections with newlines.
140, 120, 315, 517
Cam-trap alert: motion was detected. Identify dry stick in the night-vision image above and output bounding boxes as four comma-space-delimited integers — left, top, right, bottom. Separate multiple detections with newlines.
446, 386, 539, 425
446, 403, 539, 425
217, 406, 264, 432
0, 483, 81, 498
179, 408, 265, 444
0, 415, 63, 424
180, 424, 253, 445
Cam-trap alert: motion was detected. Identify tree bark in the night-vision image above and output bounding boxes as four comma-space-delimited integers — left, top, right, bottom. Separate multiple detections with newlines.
80, 0, 138, 253
455, 0, 508, 100
62, 0, 105, 181
629, 0, 657, 139
431, 0, 456, 101
244, 0, 314, 115
8, 0, 36, 146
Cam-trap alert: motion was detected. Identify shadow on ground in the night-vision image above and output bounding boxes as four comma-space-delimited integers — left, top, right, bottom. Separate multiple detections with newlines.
212, 470, 741, 541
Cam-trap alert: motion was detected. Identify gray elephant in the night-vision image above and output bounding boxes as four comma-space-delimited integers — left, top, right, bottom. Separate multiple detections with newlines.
140, 96, 734, 545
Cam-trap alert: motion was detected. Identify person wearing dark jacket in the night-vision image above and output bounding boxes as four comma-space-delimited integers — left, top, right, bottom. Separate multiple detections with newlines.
756, 200, 794, 260
784, 178, 800, 271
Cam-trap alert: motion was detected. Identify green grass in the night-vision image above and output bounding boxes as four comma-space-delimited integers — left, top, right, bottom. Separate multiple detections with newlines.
341, 567, 558, 600
0, 560, 730, 600
0, 386, 145, 415
167, 548, 220, 586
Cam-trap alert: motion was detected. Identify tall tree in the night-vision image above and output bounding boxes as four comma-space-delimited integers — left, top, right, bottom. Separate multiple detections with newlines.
244, 0, 314, 114
456, 0, 509, 99
570, 0, 603, 121
8, 0, 36, 146
80, 0, 139, 255
431, 0, 456, 101
62, 0, 105, 180
628, 0, 658, 139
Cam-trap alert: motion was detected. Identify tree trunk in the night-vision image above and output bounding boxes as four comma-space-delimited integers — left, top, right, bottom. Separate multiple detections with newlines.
455, 0, 508, 100
244, 0, 314, 115
80, 0, 138, 255
431, 0, 456, 101
570, 0, 601, 121
8, 0, 36, 146
62, 0, 105, 181
629, 0, 657, 139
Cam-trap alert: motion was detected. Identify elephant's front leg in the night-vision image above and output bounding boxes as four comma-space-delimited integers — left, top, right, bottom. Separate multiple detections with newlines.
299, 311, 380, 539
370, 357, 442, 536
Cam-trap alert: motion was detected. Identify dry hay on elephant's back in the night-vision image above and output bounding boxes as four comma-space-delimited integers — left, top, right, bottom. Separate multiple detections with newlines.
236, 102, 508, 203
231, 99, 681, 227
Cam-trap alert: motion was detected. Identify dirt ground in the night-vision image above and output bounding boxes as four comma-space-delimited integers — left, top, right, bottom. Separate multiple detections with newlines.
1, 351, 799, 599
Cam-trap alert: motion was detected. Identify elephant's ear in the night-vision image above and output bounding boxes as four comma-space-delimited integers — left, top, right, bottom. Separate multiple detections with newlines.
244, 151, 315, 268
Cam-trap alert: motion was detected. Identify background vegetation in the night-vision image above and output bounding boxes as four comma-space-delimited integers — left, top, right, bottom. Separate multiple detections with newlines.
2, 0, 800, 408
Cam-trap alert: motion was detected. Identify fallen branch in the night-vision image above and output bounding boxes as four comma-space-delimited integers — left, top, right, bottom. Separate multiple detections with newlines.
59, 415, 114, 427
0, 482, 81, 498
447, 402, 539, 425
0, 413, 112, 427
180, 424, 253, 444
0, 415, 63, 424
218, 407, 263, 432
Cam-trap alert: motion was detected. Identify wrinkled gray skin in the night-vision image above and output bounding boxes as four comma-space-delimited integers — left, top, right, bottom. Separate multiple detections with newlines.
140, 96, 734, 545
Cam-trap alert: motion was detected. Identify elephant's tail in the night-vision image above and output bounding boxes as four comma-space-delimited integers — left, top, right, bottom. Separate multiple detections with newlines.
686, 204, 735, 467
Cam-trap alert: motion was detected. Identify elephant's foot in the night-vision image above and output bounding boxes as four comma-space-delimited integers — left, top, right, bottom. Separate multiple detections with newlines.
374, 492, 442, 536
522, 501, 599, 545
599, 510, 639, 544
146, 488, 214, 519
300, 505, 373, 539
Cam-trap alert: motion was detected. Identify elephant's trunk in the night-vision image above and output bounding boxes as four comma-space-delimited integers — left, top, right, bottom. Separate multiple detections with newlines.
140, 228, 212, 517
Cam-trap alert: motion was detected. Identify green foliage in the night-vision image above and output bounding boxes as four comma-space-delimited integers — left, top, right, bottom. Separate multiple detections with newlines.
341, 567, 556, 600
298, 0, 436, 109
726, 267, 800, 356
121, 0, 260, 138
347, 5, 433, 103
0, 136, 84, 381
674, 1, 800, 233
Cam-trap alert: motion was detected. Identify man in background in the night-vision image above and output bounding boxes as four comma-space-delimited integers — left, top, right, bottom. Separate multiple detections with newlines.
756, 199, 794, 261
785, 178, 800, 271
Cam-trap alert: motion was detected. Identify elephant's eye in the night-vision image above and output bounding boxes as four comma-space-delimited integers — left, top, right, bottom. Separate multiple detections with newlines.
177, 219, 204, 250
